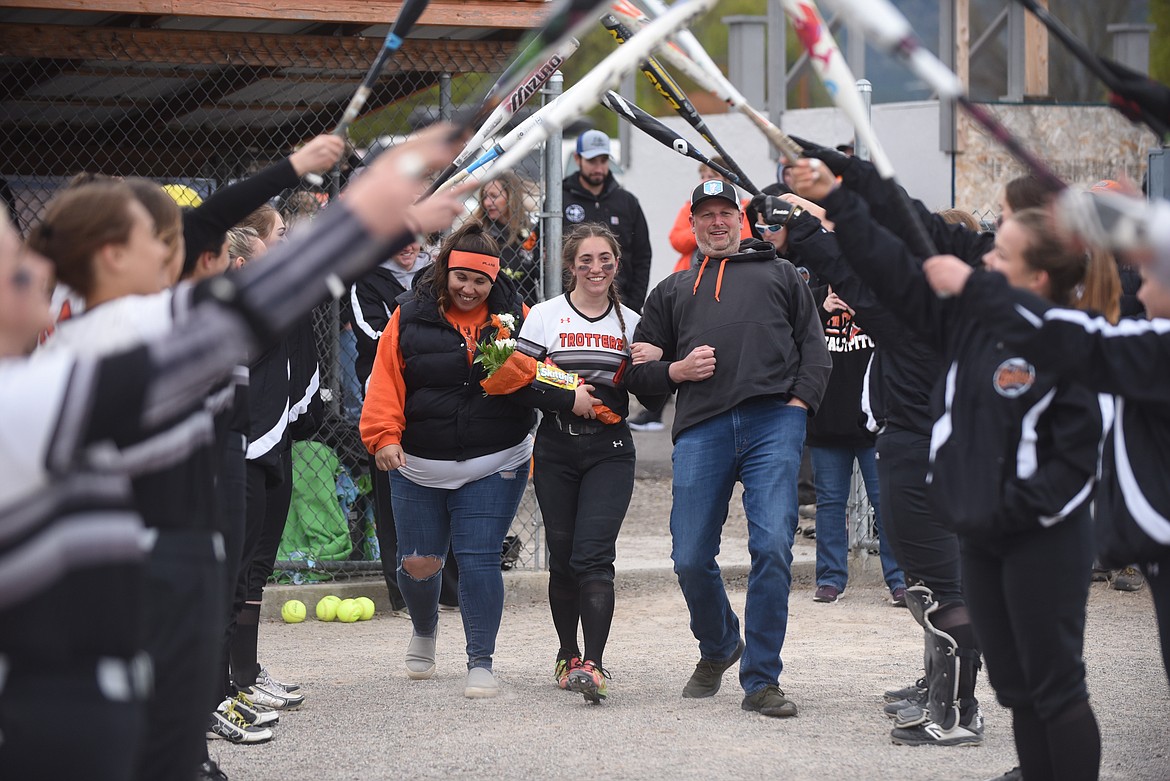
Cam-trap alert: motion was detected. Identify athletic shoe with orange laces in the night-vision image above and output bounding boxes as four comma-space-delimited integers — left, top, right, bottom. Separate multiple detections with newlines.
567, 660, 611, 703
554, 655, 582, 690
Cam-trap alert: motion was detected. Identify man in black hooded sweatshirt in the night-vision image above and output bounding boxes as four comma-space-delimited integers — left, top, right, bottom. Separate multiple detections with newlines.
623, 180, 831, 718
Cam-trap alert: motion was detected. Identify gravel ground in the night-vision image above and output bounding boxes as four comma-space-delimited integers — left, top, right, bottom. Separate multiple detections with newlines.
224, 477, 1170, 781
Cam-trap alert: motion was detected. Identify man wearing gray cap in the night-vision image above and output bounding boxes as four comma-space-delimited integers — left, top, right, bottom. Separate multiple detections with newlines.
623, 179, 831, 717
562, 130, 652, 312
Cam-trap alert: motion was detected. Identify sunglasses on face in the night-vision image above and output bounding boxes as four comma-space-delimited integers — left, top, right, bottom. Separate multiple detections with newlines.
755, 223, 785, 234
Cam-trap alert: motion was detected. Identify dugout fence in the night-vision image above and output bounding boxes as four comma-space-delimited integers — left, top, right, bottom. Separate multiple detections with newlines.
1, 24, 556, 579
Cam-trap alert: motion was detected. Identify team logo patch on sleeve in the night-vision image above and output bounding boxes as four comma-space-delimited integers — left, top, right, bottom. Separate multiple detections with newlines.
565, 204, 585, 223
992, 357, 1036, 398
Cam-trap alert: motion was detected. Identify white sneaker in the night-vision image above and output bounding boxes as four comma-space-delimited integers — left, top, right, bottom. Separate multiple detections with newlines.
257, 665, 301, 693
464, 666, 500, 699
207, 707, 274, 744
405, 629, 437, 680
244, 680, 305, 710
225, 693, 279, 726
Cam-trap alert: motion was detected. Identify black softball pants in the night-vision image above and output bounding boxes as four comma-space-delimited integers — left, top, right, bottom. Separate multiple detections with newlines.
961, 509, 1098, 781
876, 425, 965, 605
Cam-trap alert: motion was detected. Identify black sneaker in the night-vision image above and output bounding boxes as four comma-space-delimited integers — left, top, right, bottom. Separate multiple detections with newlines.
986, 768, 1023, 781
741, 685, 797, 718
682, 638, 744, 698
883, 685, 928, 717
628, 410, 665, 432
1111, 565, 1145, 592
813, 585, 841, 603
884, 677, 927, 703
890, 707, 984, 747
196, 759, 229, 781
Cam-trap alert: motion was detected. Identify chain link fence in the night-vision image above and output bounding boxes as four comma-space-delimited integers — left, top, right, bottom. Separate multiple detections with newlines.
2, 23, 552, 580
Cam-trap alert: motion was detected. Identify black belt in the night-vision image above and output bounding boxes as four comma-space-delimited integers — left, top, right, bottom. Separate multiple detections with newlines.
551, 412, 610, 436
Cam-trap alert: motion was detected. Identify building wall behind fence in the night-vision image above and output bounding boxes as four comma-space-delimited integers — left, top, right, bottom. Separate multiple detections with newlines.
955, 103, 1157, 215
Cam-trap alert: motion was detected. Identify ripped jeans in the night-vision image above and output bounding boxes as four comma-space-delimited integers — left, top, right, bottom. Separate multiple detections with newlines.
389, 465, 529, 670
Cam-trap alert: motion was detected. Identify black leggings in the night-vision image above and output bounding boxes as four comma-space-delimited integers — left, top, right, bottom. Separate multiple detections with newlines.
876, 426, 964, 605
241, 453, 293, 604
534, 420, 635, 664
228, 453, 292, 688
215, 434, 247, 702
962, 510, 1098, 781
1145, 556, 1170, 689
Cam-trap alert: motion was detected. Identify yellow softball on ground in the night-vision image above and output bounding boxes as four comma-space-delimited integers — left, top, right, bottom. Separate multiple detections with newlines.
356, 596, 376, 620
335, 598, 362, 623
281, 599, 307, 623
315, 595, 341, 622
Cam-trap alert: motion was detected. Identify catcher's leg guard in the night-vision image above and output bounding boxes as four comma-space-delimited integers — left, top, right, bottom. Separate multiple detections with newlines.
904, 585, 961, 731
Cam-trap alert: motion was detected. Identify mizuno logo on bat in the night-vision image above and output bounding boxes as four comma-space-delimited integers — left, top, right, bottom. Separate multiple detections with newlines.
508, 56, 565, 112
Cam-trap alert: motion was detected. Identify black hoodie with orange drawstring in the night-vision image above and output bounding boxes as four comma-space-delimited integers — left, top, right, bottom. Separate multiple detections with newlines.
624, 237, 832, 442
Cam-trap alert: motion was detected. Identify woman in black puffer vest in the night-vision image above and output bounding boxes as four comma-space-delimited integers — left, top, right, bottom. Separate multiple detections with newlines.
361, 223, 595, 699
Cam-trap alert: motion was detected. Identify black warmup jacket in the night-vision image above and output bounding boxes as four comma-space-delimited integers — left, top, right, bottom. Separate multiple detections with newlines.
958, 271, 1170, 566
562, 171, 652, 310
786, 211, 941, 437
624, 237, 831, 441
350, 261, 412, 390
182, 158, 300, 275
833, 155, 994, 267
822, 188, 1104, 538
786, 154, 992, 437
804, 282, 877, 449
245, 318, 321, 468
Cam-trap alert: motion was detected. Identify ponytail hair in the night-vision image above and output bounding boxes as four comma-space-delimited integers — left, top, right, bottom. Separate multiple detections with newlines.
1011, 208, 1120, 318
561, 222, 628, 344
27, 180, 139, 298
1078, 248, 1121, 324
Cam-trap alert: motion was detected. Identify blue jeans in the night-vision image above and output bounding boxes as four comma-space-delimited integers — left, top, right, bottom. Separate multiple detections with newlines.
670, 397, 806, 695
810, 445, 905, 593
338, 327, 363, 427
390, 464, 529, 670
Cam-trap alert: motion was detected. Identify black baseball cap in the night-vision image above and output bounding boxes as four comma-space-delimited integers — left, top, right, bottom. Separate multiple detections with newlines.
690, 179, 740, 213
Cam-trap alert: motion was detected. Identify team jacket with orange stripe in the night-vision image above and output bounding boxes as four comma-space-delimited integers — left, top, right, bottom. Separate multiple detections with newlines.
958, 271, 1170, 565
821, 186, 1105, 537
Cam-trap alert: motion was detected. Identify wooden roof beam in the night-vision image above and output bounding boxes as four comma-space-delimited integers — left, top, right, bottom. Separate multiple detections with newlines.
0, 24, 513, 73
3, 1, 546, 29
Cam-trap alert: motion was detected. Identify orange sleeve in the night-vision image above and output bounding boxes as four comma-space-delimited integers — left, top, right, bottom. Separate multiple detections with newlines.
668, 201, 696, 256
740, 202, 754, 241
359, 308, 407, 454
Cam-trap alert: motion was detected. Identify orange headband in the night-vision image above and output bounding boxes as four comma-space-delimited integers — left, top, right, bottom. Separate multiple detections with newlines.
448, 250, 499, 282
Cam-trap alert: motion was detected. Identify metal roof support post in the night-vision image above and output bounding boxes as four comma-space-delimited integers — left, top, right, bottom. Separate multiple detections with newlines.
542, 70, 564, 303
